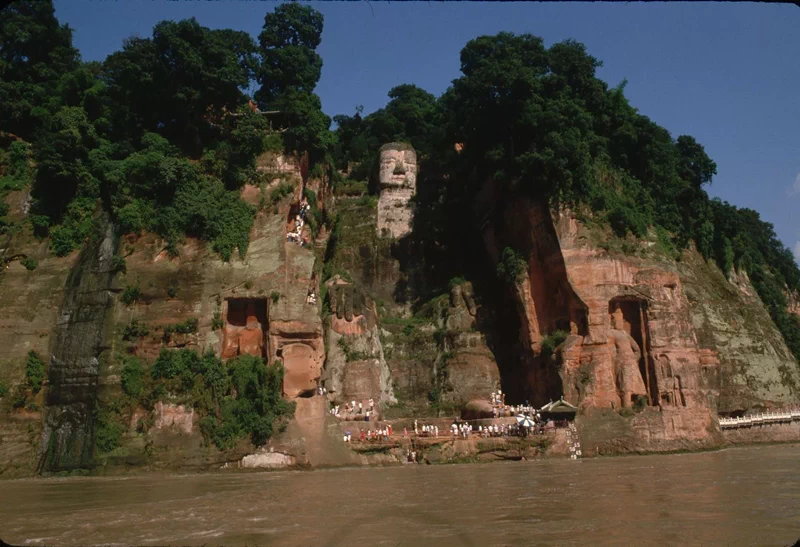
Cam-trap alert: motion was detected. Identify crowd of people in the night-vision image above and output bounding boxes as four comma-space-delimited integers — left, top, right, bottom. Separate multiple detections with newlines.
286, 198, 311, 246
329, 398, 378, 421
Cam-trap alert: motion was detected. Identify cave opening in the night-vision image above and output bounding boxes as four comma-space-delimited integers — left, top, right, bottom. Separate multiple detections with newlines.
608, 297, 658, 406
222, 298, 268, 359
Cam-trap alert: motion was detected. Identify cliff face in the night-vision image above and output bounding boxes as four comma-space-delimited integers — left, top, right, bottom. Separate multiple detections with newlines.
1, 145, 799, 476
474, 181, 798, 453
40, 214, 118, 472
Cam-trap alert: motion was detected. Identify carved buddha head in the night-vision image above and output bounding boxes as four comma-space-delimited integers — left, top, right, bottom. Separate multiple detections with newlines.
378, 143, 417, 189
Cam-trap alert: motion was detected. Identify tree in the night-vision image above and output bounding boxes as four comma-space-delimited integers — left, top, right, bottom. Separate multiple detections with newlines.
103, 18, 257, 156
255, 3, 330, 161
255, 2, 323, 106
0, 0, 80, 140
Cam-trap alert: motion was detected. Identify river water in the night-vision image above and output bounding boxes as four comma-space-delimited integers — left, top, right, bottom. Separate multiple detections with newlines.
2, 444, 799, 547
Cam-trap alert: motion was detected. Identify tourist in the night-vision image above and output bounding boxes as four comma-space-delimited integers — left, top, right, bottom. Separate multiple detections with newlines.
358, 402, 363, 414
387, 424, 393, 437
414, 419, 418, 435
403, 426, 408, 438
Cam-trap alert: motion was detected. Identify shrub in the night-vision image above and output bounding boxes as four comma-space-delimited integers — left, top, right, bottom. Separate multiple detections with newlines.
0, 381, 8, 397
122, 318, 149, 340
448, 276, 466, 290
94, 405, 123, 453
354, 194, 377, 209
25, 350, 46, 394
496, 247, 527, 283
270, 291, 281, 304
162, 317, 198, 342
167, 279, 178, 298
212, 311, 224, 330
110, 255, 127, 274
334, 179, 367, 196
200, 356, 295, 449
121, 357, 145, 398
121, 284, 140, 306
267, 181, 295, 207
20, 257, 37, 271
540, 330, 568, 359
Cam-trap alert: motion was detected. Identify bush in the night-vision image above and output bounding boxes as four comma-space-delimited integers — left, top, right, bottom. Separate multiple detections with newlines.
540, 330, 568, 359
122, 318, 149, 340
20, 257, 37, 271
200, 356, 295, 449
212, 311, 224, 330
121, 284, 140, 306
334, 179, 367, 196
25, 350, 46, 394
270, 291, 281, 304
162, 317, 198, 342
121, 357, 145, 398
94, 405, 123, 453
110, 255, 127, 274
496, 247, 527, 283
267, 181, 295, 207
0, 381, 8, 397
448, 276, 467, 290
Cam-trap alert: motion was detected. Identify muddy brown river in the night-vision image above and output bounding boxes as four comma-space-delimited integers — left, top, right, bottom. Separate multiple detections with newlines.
2, 444, 799, 547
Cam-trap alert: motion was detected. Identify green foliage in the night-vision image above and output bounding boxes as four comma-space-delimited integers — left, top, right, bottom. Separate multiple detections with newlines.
110, 255, 127, 274
333, 179, 368, 196
0, 140, 34, 191
167, 282, 178, 299
25, 350, 46, 394
448, 276, 467, 290
496, 247, 527, 283
337, 336, 370, 362
94, 403, 124, 454
354, 194, 378, 209
121, 283, 140, 306
0, 1, 80, 141
212, 311, 224, 331
332, 84, 442, 173
256, 3, 331, 162
122, 318, 149, 340
0, 381, 8, 398
20, 257, 37, 270
267, 181, 296, 207
162, 317, 198, 342
270, 291, 281, 304
541, 330, 569, 359
144, 349, 293, 449
202, 356, 295, 448
121, 356, 145, 398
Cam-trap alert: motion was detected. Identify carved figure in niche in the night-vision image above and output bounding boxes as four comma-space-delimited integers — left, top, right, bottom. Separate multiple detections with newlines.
608, 306, 648, 407
222, 300, 266, 359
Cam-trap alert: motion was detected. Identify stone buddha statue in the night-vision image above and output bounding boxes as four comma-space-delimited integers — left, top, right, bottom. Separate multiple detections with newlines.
221, 300, 265, 359
377, 143, 417, 239
608, 306, 648, 407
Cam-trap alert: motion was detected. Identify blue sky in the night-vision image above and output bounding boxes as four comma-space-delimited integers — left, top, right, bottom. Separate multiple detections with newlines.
54, 1, 800, 261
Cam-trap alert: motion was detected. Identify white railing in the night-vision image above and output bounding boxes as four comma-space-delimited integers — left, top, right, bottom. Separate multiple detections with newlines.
718, 408, 800, 429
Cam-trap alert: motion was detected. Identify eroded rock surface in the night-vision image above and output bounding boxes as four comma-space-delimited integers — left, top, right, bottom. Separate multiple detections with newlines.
322, 279, 395, 407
